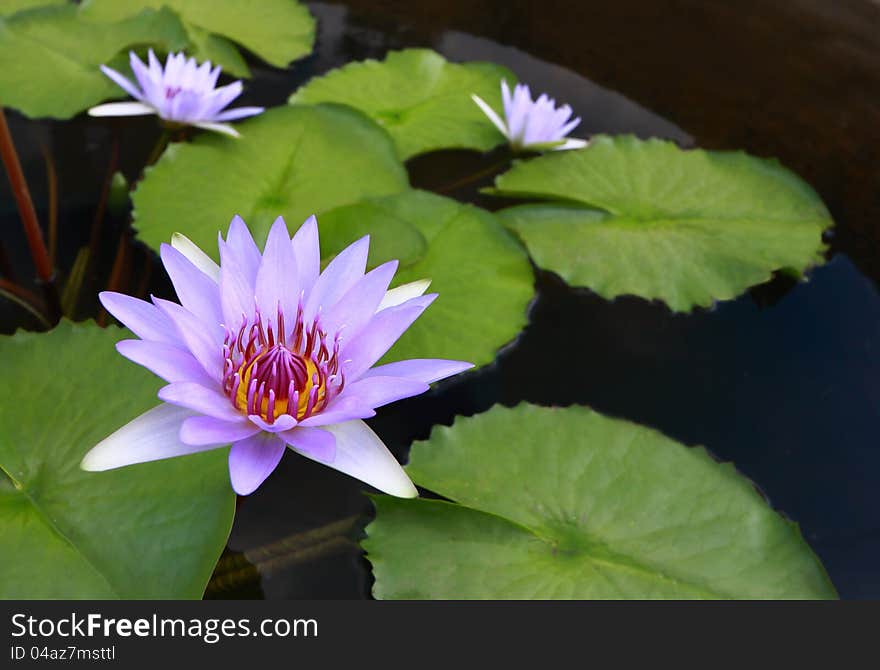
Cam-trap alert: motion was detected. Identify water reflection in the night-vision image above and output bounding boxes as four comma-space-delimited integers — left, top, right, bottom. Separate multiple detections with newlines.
217, 2, 880, 600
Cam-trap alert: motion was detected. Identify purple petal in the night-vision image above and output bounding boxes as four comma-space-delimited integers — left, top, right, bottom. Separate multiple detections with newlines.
297, 419, 416, 497
115, 339, 214, 386
210, 106, 264, 122
218, 236, 257, 330
81, 404, 223, 471
158, 382, 242, 422
362, 358, 474, 384
228, 433, 286, 495
171, 233, 219, 282
160, 243, 222, 326
337, 376, 429, 409
226, 215, 262, 279
254, 216, 298, 333
296, 395, 376, 427
247, 413, 298, 433
99, 291, 178, 344
304, 235, 370, 322
292, 215, 320, 298
99, 64, 143, 101
153, 297, 224, 380
204, 80, 244, 116
281, 426, 336, 463
342, 294, 437, 380
180, 415, 260, 446
321, 260, 398, 340
130, 51, 156, 97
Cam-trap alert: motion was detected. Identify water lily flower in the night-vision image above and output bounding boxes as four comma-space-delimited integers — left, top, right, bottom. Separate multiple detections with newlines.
472, 80, 587, 152
88, 50, 264, 138
81, 215, 473, 496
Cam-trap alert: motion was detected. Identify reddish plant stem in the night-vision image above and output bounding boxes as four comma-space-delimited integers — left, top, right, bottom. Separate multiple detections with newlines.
97, 232, 129, 327
0, 277, 44, 312
0, 106, 60, 325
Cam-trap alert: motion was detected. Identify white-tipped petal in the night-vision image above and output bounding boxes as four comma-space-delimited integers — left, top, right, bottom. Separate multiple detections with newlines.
171, 232, 220, 282
290, 419, 417, 498
377, 279, 431, 312
471, 94, 509, 137
88, 101, 156, 117
193, 121, 240, 138
80, 404, 223, 471
555, 137, 589, 151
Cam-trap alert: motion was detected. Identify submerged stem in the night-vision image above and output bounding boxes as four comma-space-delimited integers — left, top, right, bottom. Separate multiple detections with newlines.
39, 142, 58, 266
86, 128, 120, 280
97, 232, 129, 327
435, 156, 511, 195
0, 106, 60, 325
0, 278, 49, 327
144, 128, 171, 169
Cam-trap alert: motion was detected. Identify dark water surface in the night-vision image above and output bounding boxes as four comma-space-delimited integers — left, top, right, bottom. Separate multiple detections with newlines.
2, 0, 878, 598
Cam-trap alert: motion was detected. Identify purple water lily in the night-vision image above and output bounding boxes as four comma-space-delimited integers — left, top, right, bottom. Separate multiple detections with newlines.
472, 80, 587, 152
81, 215, 473, 496
88, 50, 263, 138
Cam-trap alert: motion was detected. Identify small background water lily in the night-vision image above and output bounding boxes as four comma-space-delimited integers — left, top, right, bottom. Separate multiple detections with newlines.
472, 80, 587, 151
82, 215, 472, 497
88, 50, 264, 138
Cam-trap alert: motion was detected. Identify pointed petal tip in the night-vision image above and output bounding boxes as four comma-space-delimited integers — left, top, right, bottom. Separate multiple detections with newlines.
79, 450, 105, 472
170, 232, 220, 285
382, 472, 418, 498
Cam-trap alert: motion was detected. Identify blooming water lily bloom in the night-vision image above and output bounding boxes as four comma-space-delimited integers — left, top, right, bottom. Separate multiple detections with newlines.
88, 50, 264, 138
82, 215, 473, 496
472, 80, 588, 152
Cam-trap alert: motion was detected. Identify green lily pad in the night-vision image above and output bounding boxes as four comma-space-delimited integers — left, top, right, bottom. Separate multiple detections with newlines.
80, 0, 315, 76
319, 190, 534, 368
133, 104, 410, 252
1, 0, 66, 17
365, 404, 837, 599
0, 4, 188, 119
491, 135, 832, 311
0, 320, 234, 598
290, 49, 514, 160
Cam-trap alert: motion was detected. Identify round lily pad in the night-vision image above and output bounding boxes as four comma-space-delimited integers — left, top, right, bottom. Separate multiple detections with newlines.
81, 0, 315, 76
319, 190, 534, 368
365, 404, 837, 599
492, 135, 832, 311
290, 49, 514, 160
0, 4, 188, 119
133, 104, 410, 252
0, 320, 234, 598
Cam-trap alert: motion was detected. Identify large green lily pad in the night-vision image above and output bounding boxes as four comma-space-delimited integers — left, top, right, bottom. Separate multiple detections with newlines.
0, 4, 188, 119
81, 0, 315, 77
0, 320, 234, 598
1, 0, 66, 16
365, 404, 837, 599
492, 135, 832, 311
290, 49, 513, 160
133, 104, 410, 252
319, 190, 534, 368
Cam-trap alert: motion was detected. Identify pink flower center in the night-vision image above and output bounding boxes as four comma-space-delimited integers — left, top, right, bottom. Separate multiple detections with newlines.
221, 304, 344, 424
